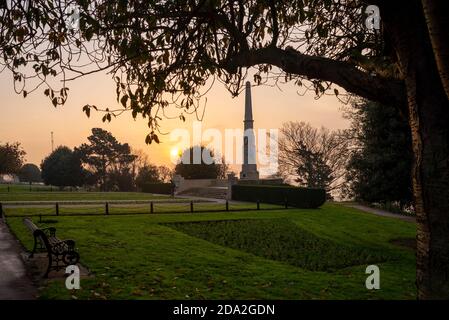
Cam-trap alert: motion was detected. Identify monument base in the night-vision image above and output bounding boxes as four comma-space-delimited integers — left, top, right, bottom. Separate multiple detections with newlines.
239, 170, 259, 180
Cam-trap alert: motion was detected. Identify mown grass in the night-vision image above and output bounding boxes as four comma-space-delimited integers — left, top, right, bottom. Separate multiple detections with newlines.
6, 203, 416, 300
0, 191, 170, 202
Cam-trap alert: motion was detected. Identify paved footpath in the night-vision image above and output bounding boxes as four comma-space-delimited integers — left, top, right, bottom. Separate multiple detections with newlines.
0, 218, 37, 299
345, 203, 416, 223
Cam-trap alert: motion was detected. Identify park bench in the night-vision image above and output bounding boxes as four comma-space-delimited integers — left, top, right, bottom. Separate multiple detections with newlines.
23, 218, 80, 277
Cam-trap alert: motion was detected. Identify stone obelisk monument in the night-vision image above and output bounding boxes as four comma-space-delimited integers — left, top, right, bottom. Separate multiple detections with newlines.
240, 81, 259, 180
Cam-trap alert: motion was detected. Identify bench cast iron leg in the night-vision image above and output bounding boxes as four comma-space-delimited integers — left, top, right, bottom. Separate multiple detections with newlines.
30, 234, 38, 258
44, 253, 52, 278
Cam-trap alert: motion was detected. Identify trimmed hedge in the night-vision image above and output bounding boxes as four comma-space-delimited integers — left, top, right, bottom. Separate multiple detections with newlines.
231, 184, 325, 208
140, 183, 174, 195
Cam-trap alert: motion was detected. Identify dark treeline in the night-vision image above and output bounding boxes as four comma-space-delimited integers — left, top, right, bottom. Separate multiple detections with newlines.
278, 100, 413, 212
43, 128, 174, 191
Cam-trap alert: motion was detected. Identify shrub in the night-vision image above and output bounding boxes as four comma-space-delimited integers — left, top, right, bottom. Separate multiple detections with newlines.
140, 182, 174, 195
231, 184, 325, 208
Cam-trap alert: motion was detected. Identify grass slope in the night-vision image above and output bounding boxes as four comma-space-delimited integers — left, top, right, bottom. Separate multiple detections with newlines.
6, 203, 416, 300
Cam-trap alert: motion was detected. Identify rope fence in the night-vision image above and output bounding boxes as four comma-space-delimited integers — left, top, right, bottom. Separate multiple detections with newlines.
1, 200, 289, 218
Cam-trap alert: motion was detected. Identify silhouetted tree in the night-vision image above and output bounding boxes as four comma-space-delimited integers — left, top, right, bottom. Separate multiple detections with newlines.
0, 142, 26, 174
135, 164, 161, 190
175, 146, 226, 179
76, 128, 137, 191
344, 101, 413, 210
18, 163, 41, 183
157, 165, 173, 183
279, 122, 348, 198
41, 146, 84, 188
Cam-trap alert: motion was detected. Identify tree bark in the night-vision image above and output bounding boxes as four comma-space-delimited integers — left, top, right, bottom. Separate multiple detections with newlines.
380, 0, 449, 299
421, 0, 449, 100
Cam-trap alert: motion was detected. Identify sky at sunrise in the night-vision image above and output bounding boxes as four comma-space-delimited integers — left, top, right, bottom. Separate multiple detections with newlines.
0, 69, 350, 172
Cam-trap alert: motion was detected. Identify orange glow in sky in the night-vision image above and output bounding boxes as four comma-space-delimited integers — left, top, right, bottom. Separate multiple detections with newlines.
0, 70, 349, 168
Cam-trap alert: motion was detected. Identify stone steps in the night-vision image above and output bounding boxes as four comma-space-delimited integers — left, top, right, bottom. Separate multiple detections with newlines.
178, 187, 228, 200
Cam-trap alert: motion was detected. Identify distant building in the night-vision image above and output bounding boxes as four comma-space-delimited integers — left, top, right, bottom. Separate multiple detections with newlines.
0, 174, 20, 183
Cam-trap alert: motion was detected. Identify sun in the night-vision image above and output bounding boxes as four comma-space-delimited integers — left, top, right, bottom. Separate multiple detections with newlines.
170, 147, 180, 158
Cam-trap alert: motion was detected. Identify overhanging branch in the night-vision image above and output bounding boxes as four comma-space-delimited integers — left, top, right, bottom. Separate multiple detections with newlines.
223, 46, 407, 108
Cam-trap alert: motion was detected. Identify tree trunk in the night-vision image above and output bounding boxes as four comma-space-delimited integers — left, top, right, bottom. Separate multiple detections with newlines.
381, 0, 449, 299
421, 0, 449, 100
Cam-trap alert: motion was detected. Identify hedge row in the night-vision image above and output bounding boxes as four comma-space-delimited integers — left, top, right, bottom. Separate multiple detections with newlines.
140, 183, 174, 195
231, 184, 326, 208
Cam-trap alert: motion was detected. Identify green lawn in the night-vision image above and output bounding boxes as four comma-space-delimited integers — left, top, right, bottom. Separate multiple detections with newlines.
6, 203, 416, 299
0, 191, 171, 202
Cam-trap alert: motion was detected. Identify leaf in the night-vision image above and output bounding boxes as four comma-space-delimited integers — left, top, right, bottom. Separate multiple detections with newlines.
253, 74, 262, 85
52, 97, 58, 107
44, 89, 50, 96
145, 134, 152, 145
85, 27, 94, 41
120, 95, 128, 108
334, 89, 339, 96
83, 105, 91, 117
23, 90, 27, 98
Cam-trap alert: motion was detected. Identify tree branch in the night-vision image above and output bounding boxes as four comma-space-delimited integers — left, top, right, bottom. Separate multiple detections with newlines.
223, 46, 407, 108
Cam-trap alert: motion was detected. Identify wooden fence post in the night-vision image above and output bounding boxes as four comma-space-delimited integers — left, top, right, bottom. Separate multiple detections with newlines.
190, 201, 194, 213
105, 202, 109, 215
150, 201, 154, 214
226, 200, 229, 211
56, 203, 59, 216
257, 200, 260, 210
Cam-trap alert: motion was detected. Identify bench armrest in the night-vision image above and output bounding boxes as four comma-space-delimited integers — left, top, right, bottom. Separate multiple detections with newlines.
63, 239, 76, 251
